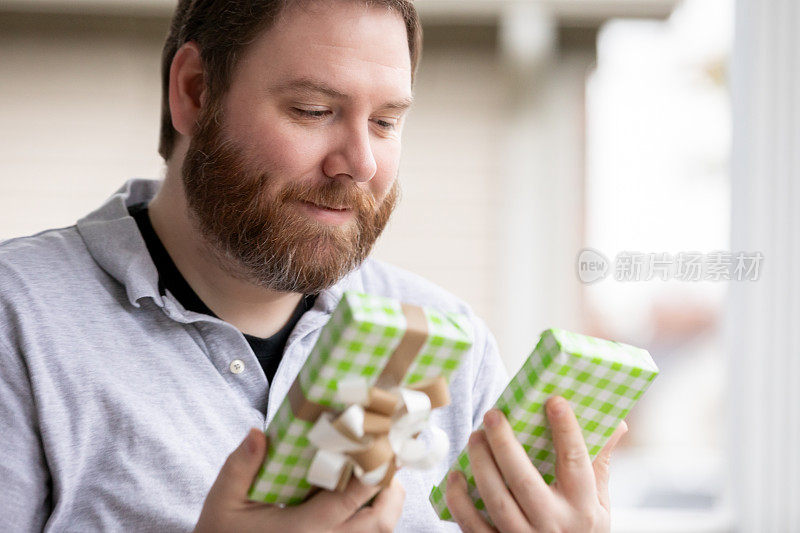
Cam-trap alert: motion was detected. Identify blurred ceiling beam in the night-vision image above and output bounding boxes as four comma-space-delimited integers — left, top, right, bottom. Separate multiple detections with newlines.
0, 0, 173, 17
0, 0, 680, 25
419, 0, 678, 25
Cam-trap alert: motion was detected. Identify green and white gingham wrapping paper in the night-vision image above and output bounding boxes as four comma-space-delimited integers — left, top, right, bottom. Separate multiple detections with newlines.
430, 328, 658, 521
248, 291, 473, 505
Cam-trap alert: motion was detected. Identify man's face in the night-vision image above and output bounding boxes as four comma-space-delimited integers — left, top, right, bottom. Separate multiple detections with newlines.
181, 0, 412, 293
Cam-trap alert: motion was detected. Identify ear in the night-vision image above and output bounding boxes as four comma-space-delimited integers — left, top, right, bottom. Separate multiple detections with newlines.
168, 41, 208, 137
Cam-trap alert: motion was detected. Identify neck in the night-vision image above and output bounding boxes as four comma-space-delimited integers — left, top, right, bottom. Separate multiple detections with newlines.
148, 159, 302, 338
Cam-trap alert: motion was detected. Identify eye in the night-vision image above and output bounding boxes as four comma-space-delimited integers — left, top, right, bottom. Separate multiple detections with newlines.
292, 107, 330, 118
372, 118, 397, 130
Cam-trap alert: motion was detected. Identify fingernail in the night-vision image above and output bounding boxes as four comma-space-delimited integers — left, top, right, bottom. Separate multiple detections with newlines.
548, 396, 566, 417
468, 430, 483, 446
448, 471, 466, 489
484, 409, 500, 428
244, 428, 259, 455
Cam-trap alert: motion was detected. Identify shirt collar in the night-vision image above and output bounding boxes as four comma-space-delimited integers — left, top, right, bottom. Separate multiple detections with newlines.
76, 178, 366, 314
76, 178, 164, 309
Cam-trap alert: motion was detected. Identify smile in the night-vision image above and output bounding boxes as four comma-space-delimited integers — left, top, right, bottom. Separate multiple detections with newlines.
298, 201, 354, 225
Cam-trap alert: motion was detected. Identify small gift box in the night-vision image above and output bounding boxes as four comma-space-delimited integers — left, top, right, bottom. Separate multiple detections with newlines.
248, 291, 473, 505
429, 328, 659, 521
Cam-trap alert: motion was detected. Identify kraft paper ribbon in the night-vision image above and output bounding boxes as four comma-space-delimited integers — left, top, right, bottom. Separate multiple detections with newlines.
287, 303, 452, 492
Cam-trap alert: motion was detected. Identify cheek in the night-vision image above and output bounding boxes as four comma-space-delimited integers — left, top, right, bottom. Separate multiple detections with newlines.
371, 142, 401, 200
223, 95, 324, 175
238, 121, 326, 177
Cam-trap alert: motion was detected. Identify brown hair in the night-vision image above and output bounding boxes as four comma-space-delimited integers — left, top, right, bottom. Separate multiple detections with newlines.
158, 0, 422, 161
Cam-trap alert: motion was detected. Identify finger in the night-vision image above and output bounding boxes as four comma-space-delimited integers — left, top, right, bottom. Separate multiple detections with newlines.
445, 470, 496, 533
482, 409, 557, 525
367, 477, 405, 522
340, 477, 405, 532
592, 420, 628, 511
304, 476, 380, 525
467, 430, 529, 532
205, 428, 267, 506
547, 396, 596, 509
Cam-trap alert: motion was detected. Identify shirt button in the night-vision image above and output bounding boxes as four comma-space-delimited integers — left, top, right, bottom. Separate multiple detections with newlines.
229, 359, 245, 374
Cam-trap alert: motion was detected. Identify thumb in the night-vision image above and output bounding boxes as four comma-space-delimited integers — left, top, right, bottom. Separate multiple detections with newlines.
207, 428, 268, 505
592, 420, 627, 511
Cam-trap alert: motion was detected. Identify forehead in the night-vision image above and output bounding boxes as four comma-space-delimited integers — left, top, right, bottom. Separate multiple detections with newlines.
233, 1, 412, 100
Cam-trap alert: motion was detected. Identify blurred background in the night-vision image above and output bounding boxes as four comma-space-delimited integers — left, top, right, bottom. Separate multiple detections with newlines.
1, 0, 797, 531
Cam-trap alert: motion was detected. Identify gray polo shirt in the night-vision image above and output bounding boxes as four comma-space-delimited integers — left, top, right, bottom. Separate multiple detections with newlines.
0, 178, 507, 532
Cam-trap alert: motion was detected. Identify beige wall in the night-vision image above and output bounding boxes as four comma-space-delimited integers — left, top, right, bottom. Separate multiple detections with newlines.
374, 28, 506, 348
0, 14, 165, 235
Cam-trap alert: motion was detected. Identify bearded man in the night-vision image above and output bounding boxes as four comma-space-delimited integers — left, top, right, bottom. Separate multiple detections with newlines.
0, 1, 627, 531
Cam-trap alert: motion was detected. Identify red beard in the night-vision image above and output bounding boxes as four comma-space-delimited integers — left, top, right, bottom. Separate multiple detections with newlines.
181, 102, 398, 294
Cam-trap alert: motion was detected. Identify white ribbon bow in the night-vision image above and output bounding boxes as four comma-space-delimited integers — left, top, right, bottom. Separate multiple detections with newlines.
305, 377, 450, 491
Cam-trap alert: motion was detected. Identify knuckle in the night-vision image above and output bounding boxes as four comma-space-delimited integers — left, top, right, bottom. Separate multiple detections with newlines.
594, 452, 611, 470
576, 508, 604, 531
493, 434, 518, 455
493, 494, 513, 518
488, 494, 509, 517
457, 522, 475, 533
340, 491, 363, 514
561, 447, 587, 467
579, 512, 596, 530
485, 494, 519, 530
376, 516, 395, 533
457, 517, 482, 533
221, 453, 246, 480
509, 472, 540, 503
538, 524, 562, 533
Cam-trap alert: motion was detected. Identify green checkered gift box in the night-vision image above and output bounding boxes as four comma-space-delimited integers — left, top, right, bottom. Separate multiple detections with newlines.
248, 291, 473, 505
430, 328, 658, 521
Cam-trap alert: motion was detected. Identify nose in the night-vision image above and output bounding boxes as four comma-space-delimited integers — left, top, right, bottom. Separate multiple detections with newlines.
322, 122, 377, 183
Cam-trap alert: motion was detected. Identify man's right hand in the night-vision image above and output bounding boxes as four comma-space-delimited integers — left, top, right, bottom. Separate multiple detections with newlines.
194, 428, 405, 533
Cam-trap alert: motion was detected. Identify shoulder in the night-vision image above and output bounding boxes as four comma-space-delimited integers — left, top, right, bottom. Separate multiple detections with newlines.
353, 258, 475, 317
0, 224, 84, 255
0, 225, 101, 325
0, 225, 89, 285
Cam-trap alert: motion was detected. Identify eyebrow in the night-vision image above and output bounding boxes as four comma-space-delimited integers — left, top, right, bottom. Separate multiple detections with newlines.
270, 77, 414, 112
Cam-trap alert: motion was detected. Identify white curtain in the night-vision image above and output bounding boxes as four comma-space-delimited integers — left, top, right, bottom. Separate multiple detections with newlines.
729, 0, 800, 531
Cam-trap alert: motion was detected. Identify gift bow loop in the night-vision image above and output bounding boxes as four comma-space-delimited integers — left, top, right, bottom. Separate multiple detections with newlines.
305, 376, 451, 491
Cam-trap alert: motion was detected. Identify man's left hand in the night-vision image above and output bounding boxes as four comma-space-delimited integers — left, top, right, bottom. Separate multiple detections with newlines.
445, 396, 628, 533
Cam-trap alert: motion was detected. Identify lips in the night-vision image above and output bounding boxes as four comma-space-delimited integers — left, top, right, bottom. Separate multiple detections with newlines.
296, 200, 356, 226
304, 201, 351, 212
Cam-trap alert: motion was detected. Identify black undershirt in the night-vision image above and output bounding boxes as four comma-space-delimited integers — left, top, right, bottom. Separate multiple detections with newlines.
128, 202, 316, 384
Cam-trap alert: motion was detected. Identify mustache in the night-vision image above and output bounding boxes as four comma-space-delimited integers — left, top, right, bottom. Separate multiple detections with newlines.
278, 180, 378, 213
